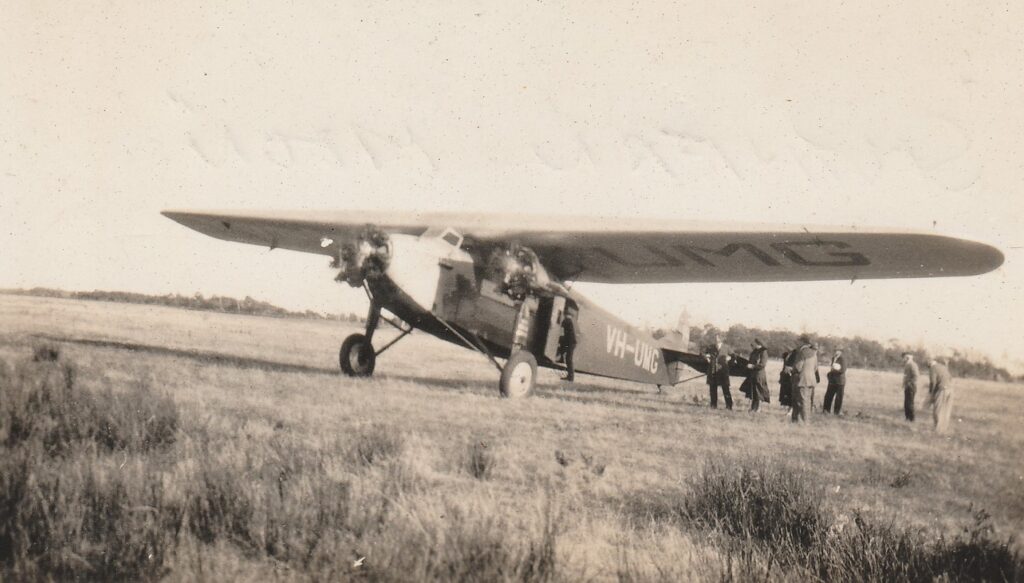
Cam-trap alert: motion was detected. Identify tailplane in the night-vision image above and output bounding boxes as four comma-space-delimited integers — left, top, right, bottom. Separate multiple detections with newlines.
655, 309, 692, 353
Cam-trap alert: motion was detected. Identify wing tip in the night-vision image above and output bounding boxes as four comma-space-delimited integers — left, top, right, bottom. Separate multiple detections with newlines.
978, 243, 1005, 275
160, 209, 193, 223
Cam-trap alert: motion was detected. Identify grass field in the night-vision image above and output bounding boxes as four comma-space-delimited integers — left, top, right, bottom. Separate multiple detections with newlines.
1, 293, 1022, 581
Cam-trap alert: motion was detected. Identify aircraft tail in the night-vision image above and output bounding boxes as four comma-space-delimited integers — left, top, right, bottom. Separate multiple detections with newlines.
656, 310, 696, 384
655, 309, 692, 353
659, 310, 752, 383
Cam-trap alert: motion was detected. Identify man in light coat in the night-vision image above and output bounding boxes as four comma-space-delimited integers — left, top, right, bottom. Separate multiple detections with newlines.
789, 335, 819, 423
927, 357, 954, 432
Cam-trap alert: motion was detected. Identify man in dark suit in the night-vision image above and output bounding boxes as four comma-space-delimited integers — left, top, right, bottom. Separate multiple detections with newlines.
559, 311, 578, 382
779, 350, 794, 408
745, 339, 770, 411
703, 336, 732, 409
902, 352, 919, 421
823, 347, 847, 415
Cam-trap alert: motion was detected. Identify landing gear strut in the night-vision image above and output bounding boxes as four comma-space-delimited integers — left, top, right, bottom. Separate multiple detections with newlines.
496, 298, 539, 398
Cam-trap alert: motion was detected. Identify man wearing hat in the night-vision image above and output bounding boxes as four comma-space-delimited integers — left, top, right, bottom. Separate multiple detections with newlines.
745, 339, 770, 411
823, 347, 847, 415
703, 335, 733, 409
790, 335, 819, 423
558, 310, 578, 382
902, 352, 919, 421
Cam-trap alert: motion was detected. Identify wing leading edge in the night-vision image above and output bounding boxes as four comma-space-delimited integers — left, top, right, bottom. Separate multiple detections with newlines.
162, 209, 1004, 283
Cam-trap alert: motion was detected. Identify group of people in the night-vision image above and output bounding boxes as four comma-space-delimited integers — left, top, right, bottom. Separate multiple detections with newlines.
702, 335, 956, 431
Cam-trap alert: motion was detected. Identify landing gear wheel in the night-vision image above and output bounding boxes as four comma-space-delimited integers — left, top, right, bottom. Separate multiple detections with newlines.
339, 333, 376, 377
500, 351, 537, 398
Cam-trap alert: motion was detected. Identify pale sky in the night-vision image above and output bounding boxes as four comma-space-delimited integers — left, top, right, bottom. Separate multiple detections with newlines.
2, 2, 1021, 367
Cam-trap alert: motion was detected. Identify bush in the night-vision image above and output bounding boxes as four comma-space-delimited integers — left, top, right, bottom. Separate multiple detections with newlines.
0, 350, 183, 580
813, 509, 1023, 582
678, 459, 1023, 582
684, 459, 829, 553
0, 357, 178, 455
938, 509, 1022, 582
0, 450, 180, 581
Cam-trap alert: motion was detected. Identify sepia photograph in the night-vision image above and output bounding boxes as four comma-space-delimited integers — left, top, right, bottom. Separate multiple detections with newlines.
2, 1, 1022, 581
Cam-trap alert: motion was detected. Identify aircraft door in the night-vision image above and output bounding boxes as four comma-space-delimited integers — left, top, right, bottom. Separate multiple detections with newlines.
540, 296, 567, 362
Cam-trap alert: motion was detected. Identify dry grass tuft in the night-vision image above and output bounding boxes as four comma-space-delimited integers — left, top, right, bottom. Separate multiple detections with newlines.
31, 343, 61, 362
466, 439, 495, 480
350, 422, 405, 466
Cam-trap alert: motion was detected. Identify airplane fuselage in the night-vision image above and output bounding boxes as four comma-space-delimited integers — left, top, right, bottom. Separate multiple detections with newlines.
367, 233, 672, 386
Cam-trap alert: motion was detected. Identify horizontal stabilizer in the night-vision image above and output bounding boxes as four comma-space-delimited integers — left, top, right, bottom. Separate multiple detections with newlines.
662, 348, 751, 379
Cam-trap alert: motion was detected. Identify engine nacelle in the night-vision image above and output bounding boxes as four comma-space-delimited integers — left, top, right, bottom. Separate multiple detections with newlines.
336, 225, 392, 287
487, 244, 568, 300
337, 224, 474, 313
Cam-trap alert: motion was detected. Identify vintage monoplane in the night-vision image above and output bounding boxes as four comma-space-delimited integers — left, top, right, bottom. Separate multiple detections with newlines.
163, 210, 1003, 397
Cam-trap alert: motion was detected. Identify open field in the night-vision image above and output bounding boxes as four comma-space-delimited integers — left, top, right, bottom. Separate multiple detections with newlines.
1, 293, 1022, 581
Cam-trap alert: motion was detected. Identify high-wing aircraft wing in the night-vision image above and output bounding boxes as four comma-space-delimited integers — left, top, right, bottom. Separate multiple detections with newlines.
162, 209, 1004, 283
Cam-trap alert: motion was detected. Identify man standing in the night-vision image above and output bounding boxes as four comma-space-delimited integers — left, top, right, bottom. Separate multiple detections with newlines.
927, 357, 954, 432
746, 339, 770, 411
703, 336, 733, 410
823, 348, 847, 415
779, 350, 794, 409
559, 311, 578, 382
790, 335, 818, 423
902, 352, 919, 421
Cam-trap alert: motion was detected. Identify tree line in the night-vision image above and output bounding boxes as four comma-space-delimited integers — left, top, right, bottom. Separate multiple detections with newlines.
688, 323, 1017, 383
3, 288, 365, 323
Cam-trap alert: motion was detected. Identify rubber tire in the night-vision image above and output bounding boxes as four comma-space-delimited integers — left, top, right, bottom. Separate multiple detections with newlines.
339, 333, 376, 377
500, 351, 537, 398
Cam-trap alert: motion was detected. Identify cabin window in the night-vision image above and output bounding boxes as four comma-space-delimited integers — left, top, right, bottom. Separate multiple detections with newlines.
441, 229, 462, 247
